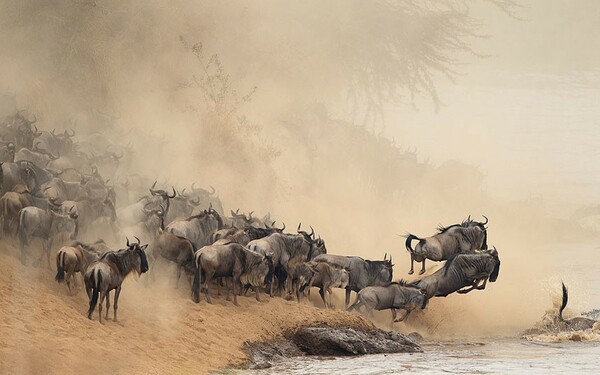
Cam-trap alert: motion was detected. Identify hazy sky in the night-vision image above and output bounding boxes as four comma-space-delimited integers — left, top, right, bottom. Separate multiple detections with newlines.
386, 0, 600, 214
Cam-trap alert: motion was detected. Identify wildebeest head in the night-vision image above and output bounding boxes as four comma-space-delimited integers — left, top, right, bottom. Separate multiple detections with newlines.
488, 246, 500, 282
370, 253, 394, 285
126, 236, 149, 273
462, 215, 489, 250
241, 251, 273, 288
52, 206, 79, 240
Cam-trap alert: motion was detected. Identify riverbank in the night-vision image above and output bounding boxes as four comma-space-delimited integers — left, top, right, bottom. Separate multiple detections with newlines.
0, 248, 373, 374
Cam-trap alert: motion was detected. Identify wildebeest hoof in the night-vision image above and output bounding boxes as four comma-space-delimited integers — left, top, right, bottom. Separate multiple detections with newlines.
408, 270, 414, 275
418, 269, 425, 275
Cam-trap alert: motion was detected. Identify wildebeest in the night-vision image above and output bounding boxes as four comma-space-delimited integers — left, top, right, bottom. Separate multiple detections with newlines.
311, 253, 394, 307
117, 181, 176, 227
247, 226, 326, 297
0, 142, 15, 162
165, 207, 223, 249
34, 129, 75, 158
347, 280, 428, 325
557, 283, 596, 331
14, 142, 59, 168
294, 261, 350, 308
153, 229, 196, 287
192, 241, 273, 305
55, 240, 110, 294
404, 216, 488, 275
409, 247, 500, 298
211, 223, 285, 246
17, 205, 79, 266
1, 160, 38, 195
85, 237, 149, 323
0, 184, 57, 236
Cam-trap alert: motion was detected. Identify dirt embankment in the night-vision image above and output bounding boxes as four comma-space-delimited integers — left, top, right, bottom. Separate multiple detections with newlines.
0, 246, 371, 374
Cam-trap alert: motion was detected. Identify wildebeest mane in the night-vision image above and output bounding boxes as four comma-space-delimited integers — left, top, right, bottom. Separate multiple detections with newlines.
436, 223, 460, 234
71, 240, 104, 254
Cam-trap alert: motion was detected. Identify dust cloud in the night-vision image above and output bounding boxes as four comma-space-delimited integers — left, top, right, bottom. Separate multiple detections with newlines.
1, 0, 599, 367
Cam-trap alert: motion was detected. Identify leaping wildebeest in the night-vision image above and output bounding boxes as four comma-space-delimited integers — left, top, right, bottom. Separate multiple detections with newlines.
404, 216, 488, 275
311, 253, 394, 308
409, 247, 500, 298
85, 237, 149, 323
347, 280, 428, 325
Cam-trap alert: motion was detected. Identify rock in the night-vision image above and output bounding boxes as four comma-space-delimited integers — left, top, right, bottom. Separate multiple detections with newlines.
292, 326, 422, 356
243, 339, 304, 369
407, 332, 424, 343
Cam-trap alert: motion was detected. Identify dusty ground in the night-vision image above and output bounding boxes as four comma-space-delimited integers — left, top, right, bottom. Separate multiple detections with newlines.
0, 245, 371, 374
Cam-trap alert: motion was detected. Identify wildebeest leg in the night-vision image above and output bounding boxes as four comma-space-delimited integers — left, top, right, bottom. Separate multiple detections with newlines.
113, 286, 122, 321
98, 291, 106, 324
390, 309, 398, 328
345, 288, 352, 308
408, 255, 415, 275
394, 309, 411, 322
232, 274, 240, 306
46, 238, 53, 269
225, 278, 231, 301
255, 284, 262, 302
216, 277, 221, 296
105, 291, 111, 320
204, 272, 213, 304
175, 266, 181, 289
318, 287, 326, 308
419, 259, 426, 275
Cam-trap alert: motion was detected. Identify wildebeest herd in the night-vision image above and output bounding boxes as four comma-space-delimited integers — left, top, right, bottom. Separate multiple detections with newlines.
0, 110, 500, 325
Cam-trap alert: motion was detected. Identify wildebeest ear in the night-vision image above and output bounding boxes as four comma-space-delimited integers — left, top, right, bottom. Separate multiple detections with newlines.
419, 289, 426, 295
140, 244, 148, 251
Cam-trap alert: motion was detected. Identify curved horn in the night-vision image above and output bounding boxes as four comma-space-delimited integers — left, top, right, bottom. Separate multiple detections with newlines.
191, 182, 197, 191
384, 253, 387, 260
309, 226, 315, 238
481, 215, 489, 225
134, 236, 141, 244
51, 129, 56, 136
280, 222, 286, 231
209, 185, 215, 195
167, 186, 176, 198
126, 237, 130, 247
67, 128, 75, 137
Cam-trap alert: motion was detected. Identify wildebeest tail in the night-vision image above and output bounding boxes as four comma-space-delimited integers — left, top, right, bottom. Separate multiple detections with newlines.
88, 270, 101, 315
404, 234, 422, 253
55, 251, 65, 282
192, 254, 201, 303
558, 282, 568, 322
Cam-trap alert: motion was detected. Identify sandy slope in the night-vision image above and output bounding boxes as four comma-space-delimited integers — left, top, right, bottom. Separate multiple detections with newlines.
0, 246, 370, 374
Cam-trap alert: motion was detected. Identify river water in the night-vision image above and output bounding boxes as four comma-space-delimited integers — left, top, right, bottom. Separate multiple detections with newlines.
241, 339, 600, 374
